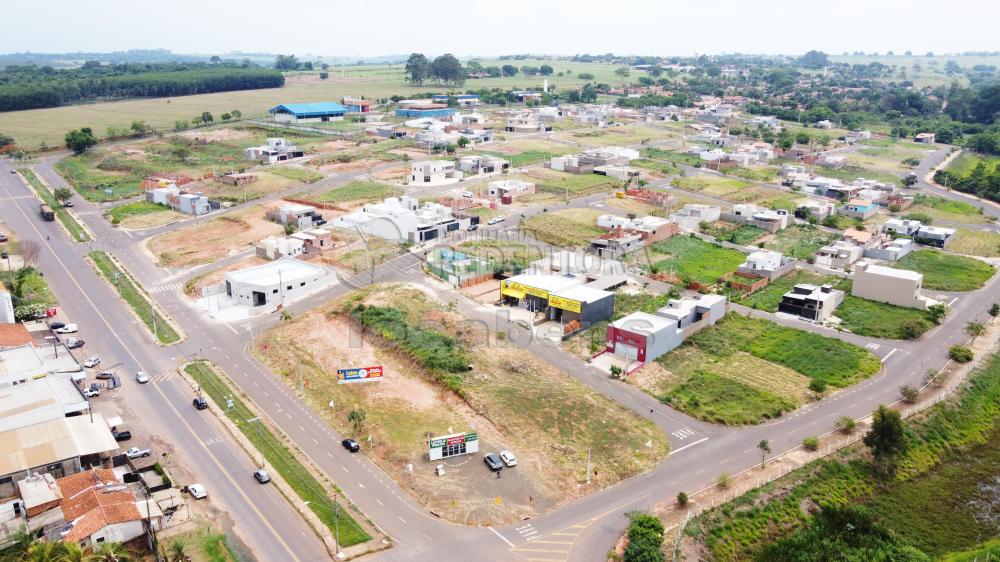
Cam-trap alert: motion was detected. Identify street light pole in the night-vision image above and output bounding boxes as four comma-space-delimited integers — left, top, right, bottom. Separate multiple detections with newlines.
304, 501, 341, 556
246, 417, 264, 468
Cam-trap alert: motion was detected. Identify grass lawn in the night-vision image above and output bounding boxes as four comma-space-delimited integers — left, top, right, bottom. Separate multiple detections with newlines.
18, 168, 90, 242
457, 239, 542, 272
946, 228, 1000, 258
185, 362, 370, 548
307, 180, 395, 205
160, 519, 244, 562
519, 208, 605, 247
821, 214, 862, 230
647, 235, 747, 285
672, 175, 754, 198
810, 164, 902, 186
700, 222, 766, 246
645, 147, 702, 167
88, 251, 181, 344
519, 168, 619, 199
267, 166, 324, 184
946, 151, 1000, 176
107, 201, 176, 227
908, 194, 990, 224
893, 250, 996, 291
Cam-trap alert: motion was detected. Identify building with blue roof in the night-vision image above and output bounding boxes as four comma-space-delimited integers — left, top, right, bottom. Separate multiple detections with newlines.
395, 107, 458, 118
431, 94, 481, 107
269, 102, 348, 123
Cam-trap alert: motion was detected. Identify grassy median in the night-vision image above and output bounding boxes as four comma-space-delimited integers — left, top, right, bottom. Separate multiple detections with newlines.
184, 361, 371, 548
87, 251, 181, 344
19, 168, 90, 242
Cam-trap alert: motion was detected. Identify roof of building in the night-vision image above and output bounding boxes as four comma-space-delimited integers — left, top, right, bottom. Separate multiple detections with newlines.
843, 228, 874, 244
17, 472, 62, 511
0, 324, 32, 348
57, 469, 141, 542
269, 102, 348, 117
611, 311, 677, 333
0, 413, 117, 477
225, 258, 328, 288
505, 274, 581, 295
551, 285, 612, 304
0, 375, 88, 432
847, 198, 874, 207
860, 263, 923, 282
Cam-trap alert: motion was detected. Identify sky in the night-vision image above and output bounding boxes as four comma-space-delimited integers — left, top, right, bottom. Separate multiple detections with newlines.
4, 0, 1000, 58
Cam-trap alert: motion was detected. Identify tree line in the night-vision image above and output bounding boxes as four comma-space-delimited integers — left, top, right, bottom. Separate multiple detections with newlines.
0, 63, 283, 112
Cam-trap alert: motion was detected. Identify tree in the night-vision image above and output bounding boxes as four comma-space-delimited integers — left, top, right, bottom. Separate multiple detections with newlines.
221, 113, 232, 121
64, 127, 97, 154
577, 72, 594, 80
19, 240, 40, 269
539, 64, 553, 76
901, 174, 918, 187
274, 54, 300, 70
808, 379, 827, 395
989, 303, 1000, 318
319, 72, 329, 80
456, 137, 469, 148
799, 50, 830, 69
863, 405, 908, 475
900, 385, 919, 403
0, 132, 14, 147
609, 364, 623, 379
836, 416, 856, 434
404, 53, 430, 84
757, 439, 771, 468
230, 109, 241, 119
93, 542, 134, 562
949, 345, 973, 362
676, 491, 688, 507
580, 83, 598, 103
501, 64, 518, 77
348, 408, 366, 435
173, 120, 188, 131
429, 53, 465, 86
200, 112, 214, 124
965, 320, 986, 342
53, 187, 73, 206
624, 512, 664, 562
614, 67, 630, 79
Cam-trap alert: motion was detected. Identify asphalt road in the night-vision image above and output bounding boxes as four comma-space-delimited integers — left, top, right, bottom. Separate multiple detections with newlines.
11, 137, 1000, 562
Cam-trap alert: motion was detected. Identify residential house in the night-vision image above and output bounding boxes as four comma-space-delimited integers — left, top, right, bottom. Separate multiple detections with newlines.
670, 204, 721, 231
864, 237, 914, 261
0, 287, 13, 324
329, 196, 474, 243
290, 228, 334, 252
722, 204, 789, 233
488, 180, 535, 202
605, 295, 727, 363
736, 250, 795, 281
795, 199, 835, 220
510, 91, 544, 103
593, 165, 641, 180
814, 240, 865, 269
778, 284, 844, 321
914, 226, 956, 247
840, 199, 877, 220
818, 154, 847, 169
914, 132, 936, 144
457, 155, 510, 176
589, 231, 646, 259
884, 218, 923, 236
244, 138, 305, 163
256, 236, 305, 260
145, 186, 210, 216
550, 155, 594, 174
847, 130, 872, 141
49, 468, 162, 547
852, 262, 939, 309
596, 214, 678, 243
815, 119, 834, 129
269, 102, 347, 123
265, 203, 323, 229
505, 116, 550, 133
217, 173, 257, 186
409, 161, 462, 186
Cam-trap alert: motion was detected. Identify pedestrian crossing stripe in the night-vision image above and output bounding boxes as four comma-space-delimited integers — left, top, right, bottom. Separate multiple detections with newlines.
148, 282, 184, 294
510, 517, 600, 561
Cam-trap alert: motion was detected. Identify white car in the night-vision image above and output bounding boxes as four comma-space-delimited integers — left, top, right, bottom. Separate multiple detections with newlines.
188, 484, 207, 499
82, 388, 100, 398
499, 450, 517, 467
83, 356, 101, 368
53, 324, 78, 334
135, 371, 149, 384
462, 191, 474, 198
487, 215, 506, 225
126, 447, 151, 459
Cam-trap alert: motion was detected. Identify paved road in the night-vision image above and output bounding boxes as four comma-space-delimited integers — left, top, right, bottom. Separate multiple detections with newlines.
14, 141, 1000, 561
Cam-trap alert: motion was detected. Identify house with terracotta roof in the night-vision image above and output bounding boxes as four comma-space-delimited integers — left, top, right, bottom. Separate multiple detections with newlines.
50, 468, 160, 547
0, 323, 32, 348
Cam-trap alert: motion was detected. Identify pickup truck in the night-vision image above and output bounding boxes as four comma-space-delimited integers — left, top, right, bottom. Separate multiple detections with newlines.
126, 447, 151, 459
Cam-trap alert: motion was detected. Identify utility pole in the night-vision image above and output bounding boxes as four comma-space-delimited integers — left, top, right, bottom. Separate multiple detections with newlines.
586, 449, 591, 484
151, 304, 158, 341
247, 417, 264, 468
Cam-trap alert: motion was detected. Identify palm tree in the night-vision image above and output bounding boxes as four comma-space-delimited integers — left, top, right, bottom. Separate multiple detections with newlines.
92, 543, 133, 562
0, 526, 33, 562
21, 541, 68, 562
165, 541, 191, 562
56, 542, 95, 562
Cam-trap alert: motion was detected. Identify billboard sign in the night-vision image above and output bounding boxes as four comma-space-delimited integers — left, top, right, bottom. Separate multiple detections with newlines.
336, 365, 384, 384
548, 294, 582, 313
428, 432, 479, 460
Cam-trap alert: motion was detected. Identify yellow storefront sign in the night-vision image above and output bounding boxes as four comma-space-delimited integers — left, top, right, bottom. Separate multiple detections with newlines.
548, 295, 582, 313
500, 280, 549, 300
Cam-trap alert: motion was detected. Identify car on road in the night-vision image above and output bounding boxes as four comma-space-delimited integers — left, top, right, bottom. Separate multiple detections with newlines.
484, 453, 504, 472
342, 438, 360, 453
83, 388, 100, 398
66, 338, 84, 349
487, 215, 506, 225
0, 233, 7, 242
62, 200, 74, 208
126, 447, 150, 459
113, 430, 132, 442
96, 370, 115, 380
135, 371, 149, 384
48, 322, 65, 330
83, 356, 100, 368
462, 191, 474, 198
188, 484, 207, 499
253, 469, 271, 484
467, 223, 478, 231
53, 324, 78, 334
499, 450, 517, 467
192, 397, 208, 410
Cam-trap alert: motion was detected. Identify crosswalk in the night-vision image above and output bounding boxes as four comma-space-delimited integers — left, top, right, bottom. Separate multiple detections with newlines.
73, 209, 102, 217
509, 517, 598, 561
116, 371, 175, 391
516, 523, 539, 541
148, 282, 184, 294
671, 428, 697, 441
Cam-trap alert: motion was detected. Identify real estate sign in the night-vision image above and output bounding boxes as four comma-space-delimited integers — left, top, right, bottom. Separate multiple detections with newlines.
500, 280, 549, 300
428, 431, 479, 460
336, 365, 384, 384
548, 294, 582, 313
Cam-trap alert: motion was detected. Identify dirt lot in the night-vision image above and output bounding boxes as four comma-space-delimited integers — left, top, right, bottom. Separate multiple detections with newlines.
148, 205, 283, 267
254, 284, 668, 525
177, 127, 256, 143
184, 255, 270, 298
316, 158, 386, 174
370, 164, 409, 181
311, 140, 358, 154
308, 230, 405, 275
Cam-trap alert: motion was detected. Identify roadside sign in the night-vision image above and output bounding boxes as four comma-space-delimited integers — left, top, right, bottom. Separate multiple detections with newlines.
428, 431, 479, 460
336, 365, 384, 384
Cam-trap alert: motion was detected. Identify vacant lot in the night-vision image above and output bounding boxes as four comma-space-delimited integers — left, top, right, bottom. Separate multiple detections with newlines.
894, 250, 995, 291
946, 228, 1000, 258
519, 208, 605, 247
700, 221, 766, 245
908, 194, 990, 225
517, 168, 619, 201
646, 235, 747, 285
556, 124, 676, 148
810, 163, 902, 186
672, 175, 754, 198
108, 201, 184, 229
947, 151, 1000, 177
850, 140, 934, 173
305, 180, 395, 206
148, 205, 282, 267
457, 238, 543, 273
309, 229, 405, 275
639, 314, 881, 424
764, 224, 839, 260
254, 284, 668, 524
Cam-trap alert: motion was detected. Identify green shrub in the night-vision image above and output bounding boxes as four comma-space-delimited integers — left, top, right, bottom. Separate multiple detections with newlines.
802, 436, 820, 451
949, 345, 973, 363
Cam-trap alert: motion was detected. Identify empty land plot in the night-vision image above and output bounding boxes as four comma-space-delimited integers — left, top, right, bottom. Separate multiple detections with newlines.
108, 201, 184, 229
672, 175, 754, 198
308, 139, 413, 171
457, 238, 544, 272
148, 206, 282, 267
646, 235, 746, 285
946, 152, 1000, 177
306, 180, 394, 206
946, 228, 1000, 258
312, 230, 404, 274
907, 194, 990, 225
519, 208, 605, 247
893, 250, 996, 291
558, 124, 675, 147
807, 163, 901, 186
850, 141, 935, 172
700, 221, 767, 246
520, 168, 618, 199
765, 224, 839, 260
601, 195, 670, 216
254, 284, 667, 524
641, 314, 880, 424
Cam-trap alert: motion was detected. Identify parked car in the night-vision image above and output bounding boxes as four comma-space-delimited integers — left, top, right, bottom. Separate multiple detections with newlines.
53, 324, 78, 334
62, 200, 74, 208
253, 469, 271, 484
487, 215, 506, 225
188, 484, 207, 499
483, 453, 504, 472
499, 450, 518, 467
83, 356, 101, 368
192, 397, 209, 410
135, 371, 149, 384
466, 224, 479, 231
48, 322, 66, 330
462, 191, 474, 198
0, 233, 7, 242
113, 430, 132, 442
96, 370, 115, 380
82, 388, 100, 398
66, 338, 84, 349
126, 447, 150, 459
342, 438, 360, 453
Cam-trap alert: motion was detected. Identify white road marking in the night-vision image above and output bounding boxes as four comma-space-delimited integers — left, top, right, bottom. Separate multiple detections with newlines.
882, 348, 897, 363
375, 498, 383, 507
669, 437, 709, 455
488, 527, 516, 548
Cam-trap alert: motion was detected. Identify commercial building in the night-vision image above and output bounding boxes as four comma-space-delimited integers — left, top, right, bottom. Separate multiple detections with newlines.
605, 295, 726, 363
778, 283, 844, 321
330, 196, 473, 243
499, 274, 615, 326
409, 160, 462, 186
431, 94, 480, 106
0, 343, 83, 388
0, 375, 89, 432
852, 262, 939, 310
0, 323, 32, 347
428, 432, 479, 461
222, 258, 332, 309
395, 102, 457, 119
244, 138, 304, 163
270, 102, 347, 123
342, 97, 373, 113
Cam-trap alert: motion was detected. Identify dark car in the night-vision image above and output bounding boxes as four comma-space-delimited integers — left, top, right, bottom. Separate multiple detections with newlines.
95, 370, 115, 380
253, 469, 271, 484
483, 453, 504, 472
192, 397, 209, 410
49, 322, 66, 330
467, 224, 479, 231
342, 438, 360, 453
113, 430, 132, 442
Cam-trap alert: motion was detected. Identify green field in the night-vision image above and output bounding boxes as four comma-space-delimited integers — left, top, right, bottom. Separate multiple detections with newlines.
520, 168, 619, 200
764, 224, 838, 260
946, 228, 1000, 258
946, 151, 1000, 177
700, 222, 766, 246
893, 250, 995, 291
185, 362, 371, 548
907, 193, 990, 224
809, 163, 902, 186
18, 168, 90, 242
647, 235, 746, 285
307, 180, 395, 205
88, 251, 181, 344
107, 201, 171, 225
267, 166, 324, 184
519, 208, 605, 247
457, 239, 543, 272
